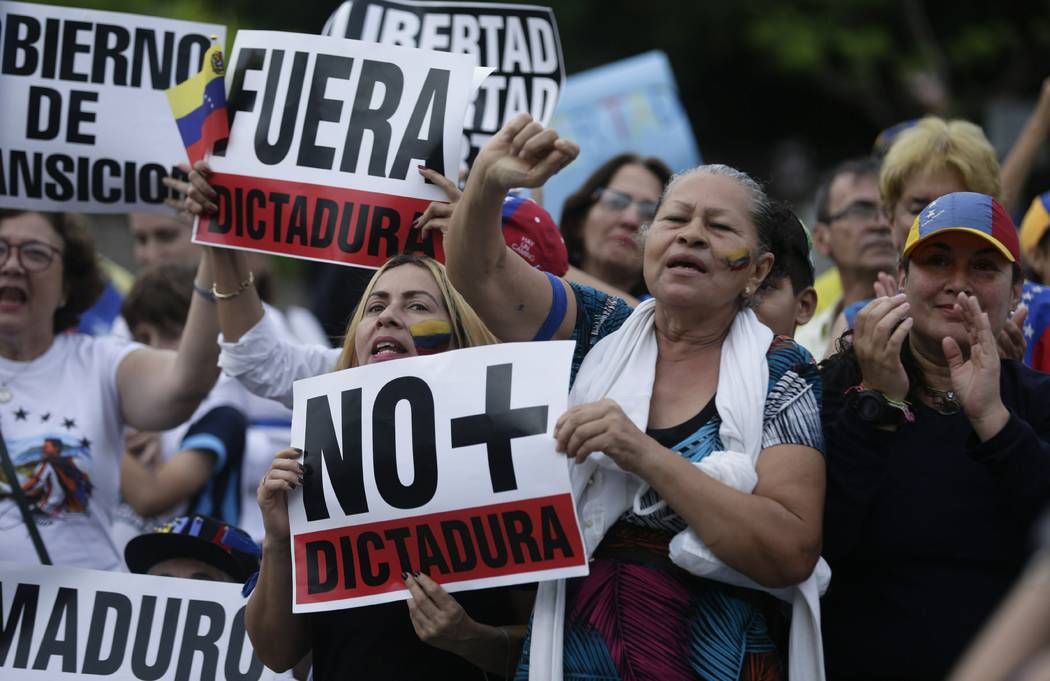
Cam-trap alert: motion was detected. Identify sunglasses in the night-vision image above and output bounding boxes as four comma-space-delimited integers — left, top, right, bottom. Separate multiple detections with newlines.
593, 187, 659, 222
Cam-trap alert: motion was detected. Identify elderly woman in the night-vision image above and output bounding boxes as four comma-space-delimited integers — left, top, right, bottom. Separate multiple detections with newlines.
443, 114, 827, 680
820, 192, 1050, 681
0, 210, 220, 570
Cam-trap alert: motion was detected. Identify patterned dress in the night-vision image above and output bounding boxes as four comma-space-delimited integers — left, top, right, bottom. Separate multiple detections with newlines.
517, 284, 824, 681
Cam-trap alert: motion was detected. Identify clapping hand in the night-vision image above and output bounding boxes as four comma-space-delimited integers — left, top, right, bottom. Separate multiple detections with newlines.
943, 293, 1010, 441
853, 293, 914, 402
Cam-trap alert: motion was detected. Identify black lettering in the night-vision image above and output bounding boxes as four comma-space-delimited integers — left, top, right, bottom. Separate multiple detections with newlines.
311, 198, 338, 248
450, 363, 548, 493
173, 600, 225, 681
391, 68, 449, 179
338, 536, 357, 589
91, 158, 119, 203
383, 527, 414, 573
471, 514, 508, 569
417, 524, 450, 575
139, 163, 166, 203
224, 606, 264, 681
92, 23, 130, 85
358, 532, 389, 587
208, 185, 232, 234
0, 583, 39, 668
234, 187, 244, 237
82, 591, 132, 675
44, 153, 74, 201
540, 504, 574, 559
299, 54, 352, 169
175, 34, 210, 83
305, 541, 339, 594
255, 50, 308, 165
372, 376, 438, 509
2, 15, 40, 76
246, 189, 266, 238
286, 196, 309, 245
124, 160, 137, 203
131, 596, 181, 680
221, 47, 266, 146
76, 154, 89, 200
59, 21, 91, 82
41, 18, 59, 79
26, 86, 61, 140
341, 60, 403, 176
270, 192, 289, 242
131, 30, 174, 88
67, 90, 98, 144
441, 520, 478, 572
31, 586, 77, 672
365, 205, 399, 258
503, 510, 541, 564
303, 389, 369, 520
11, 150, 42, 199
337, 203, 368, 253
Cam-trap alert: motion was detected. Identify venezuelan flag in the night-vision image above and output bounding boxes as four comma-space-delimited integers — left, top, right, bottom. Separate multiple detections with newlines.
166, 41, 229, 165
409, 320, 452, 355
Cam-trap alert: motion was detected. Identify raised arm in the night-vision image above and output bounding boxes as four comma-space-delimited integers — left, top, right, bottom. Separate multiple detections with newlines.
116, 254, 221, 431
445, 114, 579, 341
1000, 77, 1050, 214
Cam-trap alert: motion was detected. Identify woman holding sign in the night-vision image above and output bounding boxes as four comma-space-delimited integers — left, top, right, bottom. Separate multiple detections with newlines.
442, 115, 828, 681
185, 163, 536, 681
0, 209, 222, 571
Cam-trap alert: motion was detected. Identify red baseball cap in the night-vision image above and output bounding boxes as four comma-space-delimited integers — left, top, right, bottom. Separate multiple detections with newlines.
501, 195, 569, 276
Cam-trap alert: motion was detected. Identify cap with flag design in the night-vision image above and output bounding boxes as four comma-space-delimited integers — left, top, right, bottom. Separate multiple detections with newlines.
902, 192, 1021, 263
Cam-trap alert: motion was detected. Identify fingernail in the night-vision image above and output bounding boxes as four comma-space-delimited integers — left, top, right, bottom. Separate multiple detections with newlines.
411, 218, 419, 227
297, 463, 305, 473
414, 571, 422, 577
293, 447, 303, 454
207, 203, 218, 214
401, 571, 410, 580
297, 475, 304, 485
417, 164, 427, 170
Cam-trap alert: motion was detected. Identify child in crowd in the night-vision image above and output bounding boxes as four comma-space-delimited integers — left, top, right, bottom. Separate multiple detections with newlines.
112, 262, 248, 558
755, 204, 818, 337
124, 512, 260, 583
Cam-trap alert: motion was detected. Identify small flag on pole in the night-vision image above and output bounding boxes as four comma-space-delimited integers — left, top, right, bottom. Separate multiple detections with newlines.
166, 38, 229, 165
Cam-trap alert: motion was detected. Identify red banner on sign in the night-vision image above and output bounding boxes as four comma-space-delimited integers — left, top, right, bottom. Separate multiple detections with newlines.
194, 172, 445, 268
293, 492, 582, 605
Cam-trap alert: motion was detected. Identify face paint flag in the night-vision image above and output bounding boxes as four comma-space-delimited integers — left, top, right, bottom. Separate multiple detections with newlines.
166, 40, 229, 166
287, 341, 587, 612
192, 30, 486, 269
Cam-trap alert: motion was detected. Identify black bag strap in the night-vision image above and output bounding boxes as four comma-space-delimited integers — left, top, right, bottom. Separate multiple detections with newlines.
0, 432, 51, 565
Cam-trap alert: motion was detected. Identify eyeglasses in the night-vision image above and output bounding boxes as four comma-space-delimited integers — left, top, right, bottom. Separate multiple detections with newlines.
593, 187, 660, 222
821, 200, 883, 224
0, 239, 64, 272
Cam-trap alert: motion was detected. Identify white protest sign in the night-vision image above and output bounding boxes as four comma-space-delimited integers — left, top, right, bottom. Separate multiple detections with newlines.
0, 2, 225, 213
0, 561, 264, 680
325, 0, 565, 167
193, 30, 482, 269
287, 341, 587, 613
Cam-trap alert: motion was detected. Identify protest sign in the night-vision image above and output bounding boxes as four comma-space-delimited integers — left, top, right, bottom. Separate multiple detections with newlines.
287, 341, 586, 612
325, 0, 564, 167
192, 30, 482, 269
0, 561, 263, 681
541, 51, 701, 223
0, 1, 225, 213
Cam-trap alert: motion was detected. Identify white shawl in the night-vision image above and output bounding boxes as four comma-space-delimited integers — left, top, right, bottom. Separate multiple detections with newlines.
529, 299, 830, 680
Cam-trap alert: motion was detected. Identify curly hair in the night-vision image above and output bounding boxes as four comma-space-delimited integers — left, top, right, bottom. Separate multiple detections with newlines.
0, 210, 105, 334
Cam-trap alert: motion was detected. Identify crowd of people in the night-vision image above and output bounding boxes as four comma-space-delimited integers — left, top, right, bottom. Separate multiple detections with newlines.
3, 37, 1050, 681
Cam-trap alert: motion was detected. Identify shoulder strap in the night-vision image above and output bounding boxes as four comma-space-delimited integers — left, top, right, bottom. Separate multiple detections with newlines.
0, 433, 52, 565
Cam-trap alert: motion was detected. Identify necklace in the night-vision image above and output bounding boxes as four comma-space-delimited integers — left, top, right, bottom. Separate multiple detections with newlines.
0, 358, 36, 403
923, 386, 961, 415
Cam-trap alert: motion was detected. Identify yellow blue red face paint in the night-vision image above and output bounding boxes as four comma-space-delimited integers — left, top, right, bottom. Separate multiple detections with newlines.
409, 320, 452, 355
723, 248, 752, 272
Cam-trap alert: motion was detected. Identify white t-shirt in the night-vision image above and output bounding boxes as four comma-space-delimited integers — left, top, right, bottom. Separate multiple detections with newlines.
0, 334, 141, 570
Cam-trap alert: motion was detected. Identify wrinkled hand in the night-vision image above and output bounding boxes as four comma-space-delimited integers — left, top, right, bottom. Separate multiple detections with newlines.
415, 167, 462, 238
257, 448, 303, 542
124, 430, 161, 466
405, 572, 477, 653
554, 399, 656, 473
472, 113, 578, 194
853, 294, 913, 401
943, 293, 1009, 439
997, 304, 1028, 361
185, 160, 219, 216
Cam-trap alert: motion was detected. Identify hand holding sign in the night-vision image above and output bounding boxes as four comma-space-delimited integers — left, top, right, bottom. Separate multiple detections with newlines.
472, 113, 578, 193
415, 166, 462, 238
258, 447, 304, 543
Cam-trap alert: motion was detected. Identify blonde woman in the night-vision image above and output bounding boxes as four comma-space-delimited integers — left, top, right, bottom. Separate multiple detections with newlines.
185, 165, 529, 681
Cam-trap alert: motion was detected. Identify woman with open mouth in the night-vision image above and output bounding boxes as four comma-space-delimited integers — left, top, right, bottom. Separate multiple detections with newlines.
184, 163, 531, 681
